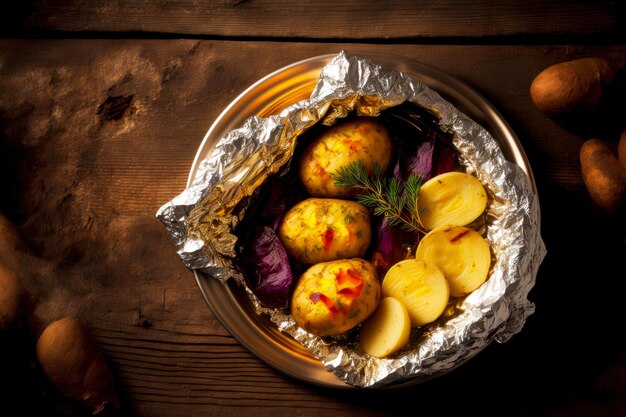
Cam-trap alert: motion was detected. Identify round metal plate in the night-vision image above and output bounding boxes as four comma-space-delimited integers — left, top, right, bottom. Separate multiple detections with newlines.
188, 53, 535, 388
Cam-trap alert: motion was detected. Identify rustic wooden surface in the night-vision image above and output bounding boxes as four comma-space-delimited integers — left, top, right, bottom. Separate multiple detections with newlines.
3, 0, 624, 39
1, 3, 626, 417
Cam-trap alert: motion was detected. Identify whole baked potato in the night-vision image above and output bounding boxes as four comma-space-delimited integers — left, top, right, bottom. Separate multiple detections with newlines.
291, 258, 381, 336
299, 117, 393, 197
277, 198, 371, 264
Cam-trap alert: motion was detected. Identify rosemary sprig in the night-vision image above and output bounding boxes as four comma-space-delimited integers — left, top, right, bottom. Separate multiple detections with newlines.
332, 160, 426, 233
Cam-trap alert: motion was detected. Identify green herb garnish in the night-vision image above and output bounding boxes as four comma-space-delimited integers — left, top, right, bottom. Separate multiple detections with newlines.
332, 160, 426, 233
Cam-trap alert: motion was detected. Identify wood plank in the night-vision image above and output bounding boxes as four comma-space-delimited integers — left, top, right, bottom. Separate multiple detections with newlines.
1, 40, 625, 416
4, 0, 621, 39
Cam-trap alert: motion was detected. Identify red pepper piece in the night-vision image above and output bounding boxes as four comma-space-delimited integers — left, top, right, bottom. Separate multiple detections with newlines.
450, 229, 470, 243
343, 138, 363, 154
323, 228, 334, 252
335, 269, 363, 298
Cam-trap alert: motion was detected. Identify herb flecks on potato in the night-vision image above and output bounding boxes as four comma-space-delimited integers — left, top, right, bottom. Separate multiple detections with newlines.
291, 259, 380, 336
299, 118, 393, 197
278, 198, 371, 265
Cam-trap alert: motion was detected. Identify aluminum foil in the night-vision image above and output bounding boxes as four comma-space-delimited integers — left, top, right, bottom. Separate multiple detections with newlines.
157, 51, 546, 388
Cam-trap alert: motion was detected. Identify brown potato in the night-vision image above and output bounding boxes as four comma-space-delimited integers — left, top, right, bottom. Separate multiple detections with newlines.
299, 117, 393, 197
530, 58, 615, 113
291, 258, 380, 336
0, 215, 27, 331
0, 213, 19, 271
619, 130, 626, 173
36, 317, 120, 414
0, 265, 28, 330
580, 138, 626, 212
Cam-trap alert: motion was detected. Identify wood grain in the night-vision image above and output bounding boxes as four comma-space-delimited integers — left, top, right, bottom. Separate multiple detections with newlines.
1, 39, 625, 416
3, 0, 621, 39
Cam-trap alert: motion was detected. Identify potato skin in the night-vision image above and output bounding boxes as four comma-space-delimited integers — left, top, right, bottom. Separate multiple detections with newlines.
619, 130, 626, 173
0, 265, 28, 330
291, 259, 380, 336
580, 138, 626, 212
36, 317, 120, 413
0, 216, 27, 330
299, 118, 393, 197
278, 198, 371, 264
530, 58, 615, 113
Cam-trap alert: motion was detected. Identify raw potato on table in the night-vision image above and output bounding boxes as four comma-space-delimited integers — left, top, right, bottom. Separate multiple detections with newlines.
0, 265, 28, 330
580, 138, 626, 212
530, 57, 615, 113
618, 130, 626, 172
0, 214, 28, 330
36, 317, 120, 414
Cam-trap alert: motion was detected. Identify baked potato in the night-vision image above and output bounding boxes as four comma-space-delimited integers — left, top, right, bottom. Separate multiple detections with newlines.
278, 198, 371, 264
291, 258, 380, 336
299, 117, 393, 197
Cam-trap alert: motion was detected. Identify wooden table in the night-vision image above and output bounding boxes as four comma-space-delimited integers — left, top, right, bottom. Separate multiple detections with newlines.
1, 2, 625, 416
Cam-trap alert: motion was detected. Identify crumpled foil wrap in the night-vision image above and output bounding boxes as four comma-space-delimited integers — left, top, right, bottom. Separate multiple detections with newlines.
157, 51, 547, 388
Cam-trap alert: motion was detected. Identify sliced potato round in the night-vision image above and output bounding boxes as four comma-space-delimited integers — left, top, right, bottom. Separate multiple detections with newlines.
415, 226, 491, 297
359, 297, 411, 358
417, 172, 487, 230
382, 259, 449, 327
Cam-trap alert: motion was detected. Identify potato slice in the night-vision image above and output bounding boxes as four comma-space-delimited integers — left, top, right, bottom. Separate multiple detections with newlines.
415, 226, 491, 297
382, 259, 449, 327
417, 172, 487, 230
359, 297, 411, 358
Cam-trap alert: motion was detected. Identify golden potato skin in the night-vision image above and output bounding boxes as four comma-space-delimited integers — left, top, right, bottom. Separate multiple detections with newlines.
291, 259, 381, 336
278, 198, 372, 264
299, 118, 393, 197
